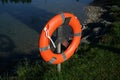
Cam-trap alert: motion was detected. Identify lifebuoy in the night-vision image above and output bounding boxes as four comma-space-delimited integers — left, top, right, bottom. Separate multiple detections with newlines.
39, 13, 82, 64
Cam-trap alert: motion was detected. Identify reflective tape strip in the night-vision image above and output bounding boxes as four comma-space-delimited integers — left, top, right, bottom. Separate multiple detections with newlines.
39, 45, 50, 51
73, 32, 81, 36
48, 57, 56, 64
60, 13, 65, 24
63, 17, 71, 25
62, 52, 66, 61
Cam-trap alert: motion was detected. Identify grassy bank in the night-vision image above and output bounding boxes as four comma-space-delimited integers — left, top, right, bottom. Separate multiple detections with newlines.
1, 0, 120, 80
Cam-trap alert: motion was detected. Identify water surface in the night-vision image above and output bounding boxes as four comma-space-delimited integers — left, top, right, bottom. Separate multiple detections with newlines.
0, 0, 93, 73
0, 0, 93, 31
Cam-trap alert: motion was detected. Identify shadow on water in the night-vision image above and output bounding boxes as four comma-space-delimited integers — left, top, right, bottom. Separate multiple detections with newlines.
0, 2, 55, 75
0, 0, 74, 75
0, 5, 54, 75
0, 0, 55, 33
0, 34, 15, 74
0, 34, 15, 52
1, 0, 32, 4
0, 0, 94, 76
5, 7, 55, 33
0, 0, 91, 33
76, 0, 79, 2
1, 0, 82, 3
0, 34, 42, 75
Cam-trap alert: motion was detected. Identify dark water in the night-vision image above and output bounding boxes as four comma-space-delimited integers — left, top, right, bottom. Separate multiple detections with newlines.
0, 0, 93, 31
0, 0, 93, 74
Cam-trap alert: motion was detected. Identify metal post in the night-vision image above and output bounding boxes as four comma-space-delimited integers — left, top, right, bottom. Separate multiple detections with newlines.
57, 26, 62, 73
57, 43, 61, 72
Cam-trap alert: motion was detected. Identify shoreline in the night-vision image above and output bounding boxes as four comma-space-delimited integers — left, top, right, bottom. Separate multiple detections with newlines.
81, 0, 112, 44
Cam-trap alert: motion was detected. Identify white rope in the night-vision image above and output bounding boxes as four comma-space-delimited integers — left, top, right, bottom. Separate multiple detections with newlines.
82, 24, 87, 30
44, 27, 56, 48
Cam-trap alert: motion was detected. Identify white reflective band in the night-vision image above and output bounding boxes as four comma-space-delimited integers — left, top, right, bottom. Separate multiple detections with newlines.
62, 52, 66, 61
48, 57, 56, 64
60, 13, 65, 24
44, 27, 56, 48
74, 32, 81, 36
39, 45, 50, 51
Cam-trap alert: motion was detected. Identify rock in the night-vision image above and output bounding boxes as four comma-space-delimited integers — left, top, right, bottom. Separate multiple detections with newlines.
85, 6, 104, 23
100, 20, 112, 26
82, 24, 88, 30
93, 27, 101, 32
111, 5, 120, 9
81, 35, 90, 44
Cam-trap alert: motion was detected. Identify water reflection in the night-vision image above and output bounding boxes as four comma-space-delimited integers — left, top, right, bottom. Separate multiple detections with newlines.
1, 0, 32, 4
0, 0, 93, 74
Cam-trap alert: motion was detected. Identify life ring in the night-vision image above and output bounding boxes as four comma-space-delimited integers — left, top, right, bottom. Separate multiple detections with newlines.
39, 12, 82, 64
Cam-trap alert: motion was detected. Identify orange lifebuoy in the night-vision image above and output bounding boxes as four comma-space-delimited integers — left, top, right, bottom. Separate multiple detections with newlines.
39, 13, 82, 64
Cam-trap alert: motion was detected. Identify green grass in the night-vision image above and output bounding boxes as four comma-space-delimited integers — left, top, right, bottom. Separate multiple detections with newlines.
1, 42, 120, 80
12, 46, 120, 80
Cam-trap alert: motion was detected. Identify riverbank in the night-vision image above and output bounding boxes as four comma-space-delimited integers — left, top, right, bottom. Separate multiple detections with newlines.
82, 0, 112, 44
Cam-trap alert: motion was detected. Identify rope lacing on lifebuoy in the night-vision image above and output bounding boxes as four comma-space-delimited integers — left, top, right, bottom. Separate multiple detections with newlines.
43, 13, 66, 49
44, 27, 56, 48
